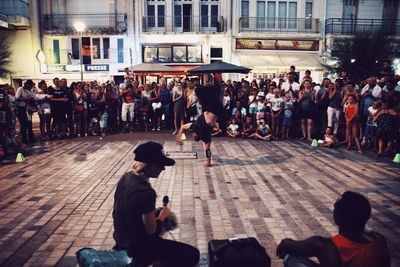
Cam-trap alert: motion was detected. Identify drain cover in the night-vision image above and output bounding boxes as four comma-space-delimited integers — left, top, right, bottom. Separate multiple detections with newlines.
166, 152, 198, 159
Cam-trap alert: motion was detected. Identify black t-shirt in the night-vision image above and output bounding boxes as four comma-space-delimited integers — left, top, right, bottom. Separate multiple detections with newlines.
190, 114, 213, 144
113, 172, 156, 249
48, 87, 68, 110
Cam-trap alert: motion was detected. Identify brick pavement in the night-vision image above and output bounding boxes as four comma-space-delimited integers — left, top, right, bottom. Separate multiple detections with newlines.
0, 136, 399, 267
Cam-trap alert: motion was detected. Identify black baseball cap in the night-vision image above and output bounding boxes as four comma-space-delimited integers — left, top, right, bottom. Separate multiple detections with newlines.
134, 141, 175, 166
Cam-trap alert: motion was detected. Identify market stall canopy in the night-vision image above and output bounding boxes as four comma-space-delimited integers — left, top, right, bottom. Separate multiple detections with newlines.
129, 63, 185, 76
187, 61, 251, 74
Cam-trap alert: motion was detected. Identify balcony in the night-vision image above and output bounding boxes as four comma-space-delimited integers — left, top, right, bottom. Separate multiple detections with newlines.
325, 18, 400, 35
42, 13, 127, 35
142, 16, 225, 33
0, 0, 30, 26
239, 17, 320, 34
0, 14, 8, 28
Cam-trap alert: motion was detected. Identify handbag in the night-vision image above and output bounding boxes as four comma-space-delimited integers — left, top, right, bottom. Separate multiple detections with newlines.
208, 237, 270, 267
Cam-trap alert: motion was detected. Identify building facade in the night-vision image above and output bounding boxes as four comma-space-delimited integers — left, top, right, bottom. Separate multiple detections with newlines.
1, 0, 399, 84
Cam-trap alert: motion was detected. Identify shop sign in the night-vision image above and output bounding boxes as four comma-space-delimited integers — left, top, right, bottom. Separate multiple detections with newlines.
85, 64, 110, 72
45, 65, 67, 73
236, 39, 319, 51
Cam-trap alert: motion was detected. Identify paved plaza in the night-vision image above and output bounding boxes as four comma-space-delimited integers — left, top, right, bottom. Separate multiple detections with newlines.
0, 134, 399, 267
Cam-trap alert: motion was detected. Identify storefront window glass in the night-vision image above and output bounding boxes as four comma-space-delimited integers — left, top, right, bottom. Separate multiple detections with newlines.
144, 47, 158, 63
188, 46, 202, 63
173, 46, 187, 62
158, 47, 172, 62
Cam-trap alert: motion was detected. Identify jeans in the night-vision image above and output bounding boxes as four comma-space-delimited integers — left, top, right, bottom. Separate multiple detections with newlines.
284, 255, 318, 267
327, 106, 341, 134
125, 236, 199, 267
121, 102, 135, 122
39, 113, 52, 138
17, 106, 34, 144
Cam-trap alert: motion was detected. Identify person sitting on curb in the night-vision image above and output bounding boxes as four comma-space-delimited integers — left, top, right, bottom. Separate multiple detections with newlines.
112, 141, 200, 267
276, 191, 390, 267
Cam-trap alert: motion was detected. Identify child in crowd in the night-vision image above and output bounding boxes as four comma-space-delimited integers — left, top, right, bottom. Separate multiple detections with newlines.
345, 95, 362, 153
248, 88, 258, 119
242, 116, 256, 138
256, 92, 266, 122
98, 101, 108, 136
362, 100, 380, 150
281, 93, 293, 139
227, 118, 241, 138
269, 88, 283, 139
254, 119, 272, 141
319, 127, 335, 148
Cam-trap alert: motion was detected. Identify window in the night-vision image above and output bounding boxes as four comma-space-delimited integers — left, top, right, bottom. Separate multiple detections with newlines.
144, 46, 158, 63
267, 1, 276, 28
188, 46, 202, 62
143, 45, 202, 63
92, 38, 100, 59
257, 1, 266, 28
158, 47, 172, 62
241, 0, 249, 28
53, 40, 60, 64
210, 47, 222, 58
173, 46, 187, 62
103, 38, 110, 59
118, 38, 124, 63
71, 38, 80, 60
174, 5, 182, 28
305, 0, 313, 29
146, 0, 165, 28
201, 1, 219, 28
278, 2, 287, 28
288, 2, 297, 28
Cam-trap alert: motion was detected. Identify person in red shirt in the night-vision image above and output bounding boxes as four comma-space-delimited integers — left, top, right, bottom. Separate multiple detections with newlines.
276, 191, 390, 267
345, 94, 362, 153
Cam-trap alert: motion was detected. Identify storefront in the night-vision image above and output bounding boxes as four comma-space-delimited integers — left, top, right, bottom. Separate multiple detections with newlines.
234, 38, 324, 83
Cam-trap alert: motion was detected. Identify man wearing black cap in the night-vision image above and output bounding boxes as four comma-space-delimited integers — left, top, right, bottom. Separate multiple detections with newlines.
113, 141, 200, 267
176, 85, 223, 167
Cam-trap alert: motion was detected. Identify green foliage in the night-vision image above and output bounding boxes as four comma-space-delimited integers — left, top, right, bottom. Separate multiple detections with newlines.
0, 32, 12, 78
324, 31, 395, 82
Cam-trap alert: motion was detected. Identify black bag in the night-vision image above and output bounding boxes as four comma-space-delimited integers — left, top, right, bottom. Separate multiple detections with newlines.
208, 237, 271, 267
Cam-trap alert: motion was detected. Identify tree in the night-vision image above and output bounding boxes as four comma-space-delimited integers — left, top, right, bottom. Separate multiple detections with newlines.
324, 31, 396, 82
0, 32, 12, 78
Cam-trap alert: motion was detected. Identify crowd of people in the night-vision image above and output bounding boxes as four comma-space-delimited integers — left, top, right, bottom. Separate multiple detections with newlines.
0, 63, 399, 158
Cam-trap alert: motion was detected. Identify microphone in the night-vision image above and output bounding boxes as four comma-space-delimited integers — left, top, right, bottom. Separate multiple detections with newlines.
163, 195, 169, 207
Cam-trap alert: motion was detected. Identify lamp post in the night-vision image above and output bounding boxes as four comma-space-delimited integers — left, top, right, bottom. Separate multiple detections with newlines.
74, 22, 86, 82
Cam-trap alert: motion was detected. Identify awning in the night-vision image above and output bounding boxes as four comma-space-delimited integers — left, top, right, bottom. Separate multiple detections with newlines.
237, 53, 324, 72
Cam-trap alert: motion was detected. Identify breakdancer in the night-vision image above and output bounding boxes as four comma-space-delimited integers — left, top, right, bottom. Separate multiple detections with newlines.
176, 85, 223, 167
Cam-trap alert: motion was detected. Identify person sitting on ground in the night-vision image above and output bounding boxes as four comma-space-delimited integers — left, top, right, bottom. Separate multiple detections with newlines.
319, 127, 335, 148
113, 141, 200, 267
254, 119, 272, 141
242, 116, 256, 138
227, 118, 241, 138
276, 191, 390, 267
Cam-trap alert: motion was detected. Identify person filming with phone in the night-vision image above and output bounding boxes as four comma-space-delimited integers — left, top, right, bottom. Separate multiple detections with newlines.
112, 141, 200, 267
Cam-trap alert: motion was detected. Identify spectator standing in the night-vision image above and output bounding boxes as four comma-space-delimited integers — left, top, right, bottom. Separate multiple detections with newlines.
269, 88, 283, 139
360, 77, 382, 137
120, 84, 136, 132
73, 84, 87, 137
327, 81, 343, 141
48, 78, 68, 139
36, 81, 52, 140
15, 80, 36, 144
172, 82, 185, 134
281, 93, 294, 139
159, 82, 172, 130
374, 100, 397, 156
345, 95, 362, 153
298, 80, 315, 141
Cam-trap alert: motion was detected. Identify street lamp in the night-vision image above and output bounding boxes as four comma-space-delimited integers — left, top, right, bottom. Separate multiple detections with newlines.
74, 22, 86, 82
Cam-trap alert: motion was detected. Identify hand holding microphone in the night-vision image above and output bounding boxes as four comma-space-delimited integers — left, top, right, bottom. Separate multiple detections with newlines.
159, 195, 177, 232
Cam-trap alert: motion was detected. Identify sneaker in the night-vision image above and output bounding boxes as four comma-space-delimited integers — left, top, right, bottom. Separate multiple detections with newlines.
152, 128, 156, 131
157, 127, 161, 131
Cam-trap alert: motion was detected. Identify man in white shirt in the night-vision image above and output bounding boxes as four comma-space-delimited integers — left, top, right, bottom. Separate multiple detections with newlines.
281, 73, 300, 101
360, 77, 382, 99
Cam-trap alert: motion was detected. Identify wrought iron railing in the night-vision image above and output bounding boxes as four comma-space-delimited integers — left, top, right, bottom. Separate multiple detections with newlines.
42, 13, 127, 34
142, 15, 224, 33
0, 0, 30, 18
0, 14, 8, 23
239, 17, 320, 33
325, 18, 400, 35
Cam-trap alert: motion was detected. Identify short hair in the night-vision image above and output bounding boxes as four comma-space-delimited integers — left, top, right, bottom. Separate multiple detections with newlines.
334, 191, 371, 232
290, 65, 296, 69
305, 70, 311, 75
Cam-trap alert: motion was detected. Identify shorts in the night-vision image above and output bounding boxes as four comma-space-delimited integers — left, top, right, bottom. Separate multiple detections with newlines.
189, 114, 213, 144
249, 106, 257, 114
281, 116, 292, 126
300, 110, 315, 120
272, 110, 280, 115
256, 113, 264, 120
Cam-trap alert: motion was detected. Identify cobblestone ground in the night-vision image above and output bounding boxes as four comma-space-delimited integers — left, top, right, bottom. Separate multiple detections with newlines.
0, 135, 399, 267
